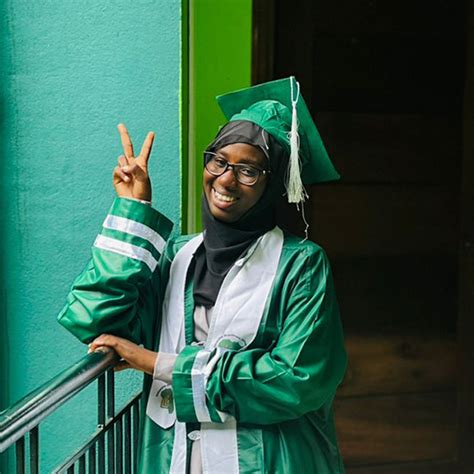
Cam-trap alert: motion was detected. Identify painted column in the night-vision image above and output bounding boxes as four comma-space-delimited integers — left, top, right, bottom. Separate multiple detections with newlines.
186, 0, 253, 232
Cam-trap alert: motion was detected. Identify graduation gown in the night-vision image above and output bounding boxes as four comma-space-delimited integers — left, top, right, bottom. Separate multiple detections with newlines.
58, 197, 348, 474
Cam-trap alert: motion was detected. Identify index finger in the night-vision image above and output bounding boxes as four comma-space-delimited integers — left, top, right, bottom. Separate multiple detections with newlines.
117, 123, 135, 158
138, 131, 155, 165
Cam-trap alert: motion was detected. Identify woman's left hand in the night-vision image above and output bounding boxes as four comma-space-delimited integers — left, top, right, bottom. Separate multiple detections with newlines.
89, 334, 157, 375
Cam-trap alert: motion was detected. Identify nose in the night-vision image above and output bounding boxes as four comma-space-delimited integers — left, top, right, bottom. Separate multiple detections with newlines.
216, 167, 238, 187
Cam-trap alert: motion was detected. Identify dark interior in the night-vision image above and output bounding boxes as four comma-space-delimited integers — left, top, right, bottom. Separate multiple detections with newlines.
253, 1, 471, 471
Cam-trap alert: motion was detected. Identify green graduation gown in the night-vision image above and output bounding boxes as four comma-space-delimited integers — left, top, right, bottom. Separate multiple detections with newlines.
58, 197, 348, 473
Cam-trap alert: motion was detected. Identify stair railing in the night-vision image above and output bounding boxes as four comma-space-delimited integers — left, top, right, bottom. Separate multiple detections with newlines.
0, 348, 141, 473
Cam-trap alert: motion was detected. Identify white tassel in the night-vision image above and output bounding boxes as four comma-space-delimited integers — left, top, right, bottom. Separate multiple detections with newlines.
287, 78, 307, 204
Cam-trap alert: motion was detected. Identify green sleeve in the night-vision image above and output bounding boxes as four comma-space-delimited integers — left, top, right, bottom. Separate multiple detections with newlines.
173, 247, 348, 425
57, 197, 174, 345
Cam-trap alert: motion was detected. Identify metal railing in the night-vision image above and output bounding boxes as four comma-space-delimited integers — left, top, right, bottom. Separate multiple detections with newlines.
0, 348, 142, 473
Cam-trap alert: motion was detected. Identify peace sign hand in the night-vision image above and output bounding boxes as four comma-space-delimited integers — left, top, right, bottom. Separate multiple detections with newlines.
113, 123, 155, 202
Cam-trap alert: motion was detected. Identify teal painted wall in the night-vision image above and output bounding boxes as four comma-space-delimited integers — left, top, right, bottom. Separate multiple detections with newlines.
187, 0, 253, 232
1, 0, 183, 471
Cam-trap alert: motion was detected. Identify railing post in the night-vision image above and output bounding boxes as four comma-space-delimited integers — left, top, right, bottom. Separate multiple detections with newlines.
29, 426, 39, 474
15, 437, 25, 474
97, 373, 105, 474
124, 410, 131, 474
116, 416, 123, 474
78, 453, 86, 473
88, 445, 96, 474
132, 401, 139, 473
106, 370, 115, 473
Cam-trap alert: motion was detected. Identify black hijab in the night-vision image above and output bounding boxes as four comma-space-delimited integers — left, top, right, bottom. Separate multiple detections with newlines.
193, 120, 288, 308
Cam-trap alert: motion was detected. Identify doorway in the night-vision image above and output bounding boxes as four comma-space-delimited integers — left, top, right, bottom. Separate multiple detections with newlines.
253, 1, 471, 472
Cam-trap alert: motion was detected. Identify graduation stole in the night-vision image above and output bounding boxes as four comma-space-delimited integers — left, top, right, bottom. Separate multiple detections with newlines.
146, 226, 283, 473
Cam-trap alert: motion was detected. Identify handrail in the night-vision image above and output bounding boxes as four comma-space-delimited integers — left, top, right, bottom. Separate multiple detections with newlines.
0, 348, 119, 453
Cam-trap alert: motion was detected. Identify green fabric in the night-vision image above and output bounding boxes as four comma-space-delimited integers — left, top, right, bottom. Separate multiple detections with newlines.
57, 198, 174, 345
205, 242, 346, 425
173, 345, 225, 425
100, 227, 162, 262
58, 198, 347, 473
109, 197, 174, 234
217, 76, 340, 184
173, 345, 201, 422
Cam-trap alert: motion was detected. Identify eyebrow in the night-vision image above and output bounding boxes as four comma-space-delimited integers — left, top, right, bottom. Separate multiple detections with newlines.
217, 150, 265, 167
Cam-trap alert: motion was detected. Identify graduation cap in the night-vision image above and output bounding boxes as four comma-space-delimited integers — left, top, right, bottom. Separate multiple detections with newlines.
216, 76, 339, 204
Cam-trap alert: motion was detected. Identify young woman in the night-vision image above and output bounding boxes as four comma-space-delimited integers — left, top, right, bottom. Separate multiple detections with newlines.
58, 77, 348, 473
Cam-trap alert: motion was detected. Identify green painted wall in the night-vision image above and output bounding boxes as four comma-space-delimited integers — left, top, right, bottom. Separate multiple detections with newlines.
1, 0, 183, 471
187, 0, 253, 232
0, 0, 253, 469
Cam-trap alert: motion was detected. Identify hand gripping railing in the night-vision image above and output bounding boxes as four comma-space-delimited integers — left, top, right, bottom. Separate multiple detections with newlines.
0, 348, 142, 473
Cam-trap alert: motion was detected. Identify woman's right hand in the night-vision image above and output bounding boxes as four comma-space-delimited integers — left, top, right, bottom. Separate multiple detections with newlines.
113, 123, 155, 202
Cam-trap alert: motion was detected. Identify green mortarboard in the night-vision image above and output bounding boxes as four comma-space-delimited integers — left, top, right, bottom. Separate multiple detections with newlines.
216, 76, 340, 203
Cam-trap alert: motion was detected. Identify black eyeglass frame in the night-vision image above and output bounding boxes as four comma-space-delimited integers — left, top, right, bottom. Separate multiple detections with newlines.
204, 151, 271, 186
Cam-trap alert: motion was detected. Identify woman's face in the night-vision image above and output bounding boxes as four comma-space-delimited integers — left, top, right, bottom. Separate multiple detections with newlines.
203, 143, 268, 223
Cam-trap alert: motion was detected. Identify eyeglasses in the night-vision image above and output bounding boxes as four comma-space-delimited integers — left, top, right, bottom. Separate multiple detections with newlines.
204, 152, 270, 186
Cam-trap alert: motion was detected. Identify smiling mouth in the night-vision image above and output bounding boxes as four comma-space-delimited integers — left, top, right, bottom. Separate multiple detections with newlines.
212, 188, 239, 203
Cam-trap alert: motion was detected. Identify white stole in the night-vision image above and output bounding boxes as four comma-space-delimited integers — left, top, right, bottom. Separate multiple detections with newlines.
146, 227, 284, 473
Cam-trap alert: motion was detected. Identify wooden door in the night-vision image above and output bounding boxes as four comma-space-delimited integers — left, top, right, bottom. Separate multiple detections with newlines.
253, 1, 471, 472
457, 0, 474, 470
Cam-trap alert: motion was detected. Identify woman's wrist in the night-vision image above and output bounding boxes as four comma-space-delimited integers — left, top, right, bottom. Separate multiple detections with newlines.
120, 196, 152, 206
140, 348, 159, 375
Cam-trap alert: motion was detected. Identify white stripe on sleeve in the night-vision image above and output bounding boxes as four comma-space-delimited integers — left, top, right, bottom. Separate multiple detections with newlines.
93, 234, 158, 272
103, 214, 166, 254
191, 349, 213, 422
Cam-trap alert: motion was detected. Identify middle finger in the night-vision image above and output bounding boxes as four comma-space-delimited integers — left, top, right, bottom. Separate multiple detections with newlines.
138, 131, 155, 164
118, 155, 128, 167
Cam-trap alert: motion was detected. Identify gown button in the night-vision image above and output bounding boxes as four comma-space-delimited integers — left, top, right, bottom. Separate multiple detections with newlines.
188, 430, 201, 441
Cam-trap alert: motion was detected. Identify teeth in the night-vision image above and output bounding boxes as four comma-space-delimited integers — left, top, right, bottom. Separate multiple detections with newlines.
213, 189, 237, 202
